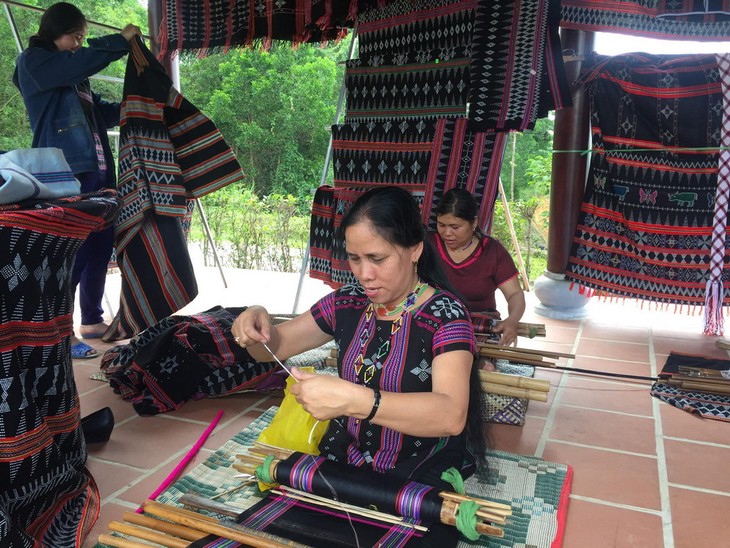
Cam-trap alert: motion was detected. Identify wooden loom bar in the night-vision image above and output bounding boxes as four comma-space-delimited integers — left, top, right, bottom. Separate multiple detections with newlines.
477, 342, 575, 360
97, 534, 154, 548
122, 512, 207, 541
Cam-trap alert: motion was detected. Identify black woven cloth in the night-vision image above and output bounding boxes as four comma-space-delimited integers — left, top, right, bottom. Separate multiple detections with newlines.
0, 190, 121, 547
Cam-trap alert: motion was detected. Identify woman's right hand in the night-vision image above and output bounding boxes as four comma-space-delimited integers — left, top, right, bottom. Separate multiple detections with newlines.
121, 24, 142, 42
231, 305, 272, 348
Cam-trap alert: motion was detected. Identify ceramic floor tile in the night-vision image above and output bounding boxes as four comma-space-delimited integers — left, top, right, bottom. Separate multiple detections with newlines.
652, 337, 726, 359
562, 498, 664, 548
664, 438, 730, 493
84, 501, 137, 548
559, 376, 653, 416
580, 323, 650, 343
489, 417, 547, 456
575, 338, 650, 363
549, 407, 656, 455
540, 325, 580, 344
87, 459, 146, 503
659, 403, 730, 445
542, 442, 661, 510
570, 355, 653, 377
669, 486, 730, 548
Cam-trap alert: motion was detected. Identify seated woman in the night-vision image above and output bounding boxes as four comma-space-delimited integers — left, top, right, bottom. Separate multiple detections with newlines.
430, 188, 526, 347
232, 186, 487, 546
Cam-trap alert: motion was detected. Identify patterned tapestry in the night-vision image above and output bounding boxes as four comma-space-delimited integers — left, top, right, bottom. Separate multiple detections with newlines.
565, 54, 726, 325
106, 38, 244, 341
344, 44, 472, 120
467, 0, 570, 131
356, 0, 476, 57
0, 190, 121, 547
561, 0, 730, 41
311, 116, 506, 286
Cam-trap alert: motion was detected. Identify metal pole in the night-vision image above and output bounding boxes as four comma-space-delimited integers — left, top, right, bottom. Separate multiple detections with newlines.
291, 27, 358, 314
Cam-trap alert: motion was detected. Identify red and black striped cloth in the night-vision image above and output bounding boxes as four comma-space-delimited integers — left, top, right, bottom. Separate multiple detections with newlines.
0, 190, 121, 547
105, 38, 244, 341
565, 53, 730, 333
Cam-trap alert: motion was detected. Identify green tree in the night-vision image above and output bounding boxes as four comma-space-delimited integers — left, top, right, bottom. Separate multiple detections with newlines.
500, 116, 554, 201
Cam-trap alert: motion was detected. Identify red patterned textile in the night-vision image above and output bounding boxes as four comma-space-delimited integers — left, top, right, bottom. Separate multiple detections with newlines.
565, 54, 727, 324
0, 190, 121, 547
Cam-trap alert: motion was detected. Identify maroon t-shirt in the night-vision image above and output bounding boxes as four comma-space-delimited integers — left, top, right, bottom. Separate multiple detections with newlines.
429, 232, 519, 311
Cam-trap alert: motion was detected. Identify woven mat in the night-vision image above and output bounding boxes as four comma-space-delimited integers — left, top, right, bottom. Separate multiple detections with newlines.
96, 406, 572, 548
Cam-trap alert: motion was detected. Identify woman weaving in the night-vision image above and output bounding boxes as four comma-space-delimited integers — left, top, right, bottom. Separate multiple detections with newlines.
232, 186, 487, 546
430, 188, 526, 348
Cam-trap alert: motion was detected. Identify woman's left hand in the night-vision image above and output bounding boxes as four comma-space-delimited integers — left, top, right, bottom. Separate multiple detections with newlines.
289, 367, 368, 421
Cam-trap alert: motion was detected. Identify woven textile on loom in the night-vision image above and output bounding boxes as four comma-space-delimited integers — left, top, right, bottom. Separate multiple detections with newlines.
564, 54, 728, 323
95, 408, 572, 548
0, 190, 121, 547
105, 38, 244, 341
467, 0, 570, 132
561, 0, 730, 41
310, 117, 507, 286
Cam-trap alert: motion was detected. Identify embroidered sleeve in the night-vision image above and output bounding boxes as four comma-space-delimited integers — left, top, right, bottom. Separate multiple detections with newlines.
433, 319, 476, 356
310, 291, 337, 336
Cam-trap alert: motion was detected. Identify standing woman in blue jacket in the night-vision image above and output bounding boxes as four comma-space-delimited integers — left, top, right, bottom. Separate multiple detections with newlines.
13, 2, 141, 358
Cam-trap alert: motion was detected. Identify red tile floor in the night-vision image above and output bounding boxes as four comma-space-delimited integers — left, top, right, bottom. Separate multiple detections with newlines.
77, 267, 730, 547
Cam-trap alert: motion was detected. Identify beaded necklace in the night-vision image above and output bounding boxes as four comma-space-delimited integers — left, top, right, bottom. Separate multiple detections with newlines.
353, 279, 426, 385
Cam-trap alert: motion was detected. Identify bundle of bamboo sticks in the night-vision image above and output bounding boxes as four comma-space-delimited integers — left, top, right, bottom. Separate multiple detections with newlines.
235, 443, 512, 538
479, 369, 550, 402
98, 499, 306, 548
477, 341, 574, 368
477, 320, 546, 339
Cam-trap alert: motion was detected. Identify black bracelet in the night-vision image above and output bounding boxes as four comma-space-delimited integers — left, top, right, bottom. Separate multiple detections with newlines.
365, 387, 381, 422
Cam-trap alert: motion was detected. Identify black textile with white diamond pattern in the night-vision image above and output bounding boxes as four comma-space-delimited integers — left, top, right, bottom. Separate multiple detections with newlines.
0, 190, 121, 547
565, 53, 724, 306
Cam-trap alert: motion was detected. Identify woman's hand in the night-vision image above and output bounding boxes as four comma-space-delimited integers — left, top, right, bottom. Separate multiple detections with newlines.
289, 367, 371, 422
231, 305, 272, 348
494, 319, 518, 346
121, 24, 142, 42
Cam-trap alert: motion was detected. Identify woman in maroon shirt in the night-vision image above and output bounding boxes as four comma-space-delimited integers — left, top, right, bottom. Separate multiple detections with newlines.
430, 188, 526, 346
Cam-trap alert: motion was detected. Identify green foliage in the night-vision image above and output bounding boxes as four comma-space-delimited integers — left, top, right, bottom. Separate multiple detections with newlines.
190, 184, 309, 272
500, 117, 554, 201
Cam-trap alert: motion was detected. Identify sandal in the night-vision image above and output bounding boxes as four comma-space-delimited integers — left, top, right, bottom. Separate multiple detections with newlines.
71, 342, 98, 360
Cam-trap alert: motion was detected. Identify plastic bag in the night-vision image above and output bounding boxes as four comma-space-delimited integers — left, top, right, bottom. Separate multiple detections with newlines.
256, 367, 330, 455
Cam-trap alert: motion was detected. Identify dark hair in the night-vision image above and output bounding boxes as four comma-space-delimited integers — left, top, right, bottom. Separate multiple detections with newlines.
28, 2, 86, 50
434, 188, 484, 237
338, 186, 453, 292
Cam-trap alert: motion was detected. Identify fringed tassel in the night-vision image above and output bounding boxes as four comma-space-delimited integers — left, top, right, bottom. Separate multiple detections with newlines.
155, 13, 170, 61
347, 0, 359, 22
316, 0, 333, 29
703, 279, 725, 336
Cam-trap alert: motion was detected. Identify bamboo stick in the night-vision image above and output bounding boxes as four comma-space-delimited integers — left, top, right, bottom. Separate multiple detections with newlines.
97, 534, 153, 548
481, 382, 549, 402
664, 379, 730, 395
477, 342, 574, 360
440, 500, 504, 537
108, 521, 189, 548
179, 494, 244, 519
123, 512, 207, 541
478, 370, 550, 392
142, 500, 307, 548
478, 348, 555, 367
438, 491, 513, 513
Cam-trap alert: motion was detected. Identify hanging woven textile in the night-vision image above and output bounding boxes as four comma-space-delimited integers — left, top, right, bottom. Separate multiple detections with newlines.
0, 190, 121, 547
561, 0, 730, 41
356, 0, 476, 58
467, 0, 570, 131
105, 38, 244, 341
565, 53, 727, 332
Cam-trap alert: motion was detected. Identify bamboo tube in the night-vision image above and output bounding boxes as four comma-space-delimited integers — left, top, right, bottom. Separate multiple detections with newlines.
143, 500, 306, 548
108, 521, 189, 548
440, 500, 504, 537
478, 370, 550, 392
438, 491, 512, 513
481, 382, 549, 402
478, 348, 555, 367
664, 379, 730, 395
123, 512, 207, 541
477, 342, 574, 360
325, 357, 338, 367
97, 534, 154, 548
